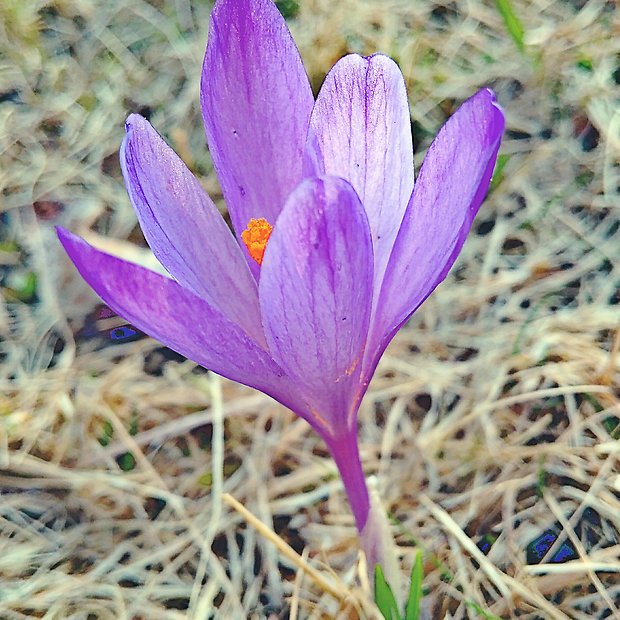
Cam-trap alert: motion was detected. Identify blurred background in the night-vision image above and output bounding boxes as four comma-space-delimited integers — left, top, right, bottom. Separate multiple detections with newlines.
1, 0, 619, 618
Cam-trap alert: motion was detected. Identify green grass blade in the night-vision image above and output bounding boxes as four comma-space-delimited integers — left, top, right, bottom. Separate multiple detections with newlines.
489, 153, 510, 191
494, 0, 525, 52
405, 550, 424, 620
374, 564, 402, 620
465, 601, 504, 620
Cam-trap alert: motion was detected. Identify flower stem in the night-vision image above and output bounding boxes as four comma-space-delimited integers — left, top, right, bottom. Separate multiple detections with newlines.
326, 428, 401, 595
326, 428, 370, 532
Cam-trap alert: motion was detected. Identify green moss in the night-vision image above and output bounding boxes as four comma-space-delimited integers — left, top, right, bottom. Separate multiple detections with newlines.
276, 0, 299, 19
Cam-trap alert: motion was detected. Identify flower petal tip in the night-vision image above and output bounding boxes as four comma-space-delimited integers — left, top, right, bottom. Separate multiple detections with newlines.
359, 51, 389, 62
479, 87, 505, 120
56, 225, 75, 248
124, 113, 147, 134
56, 227, 91, 273
471, 88, 506, 140
335, 52, 402, 74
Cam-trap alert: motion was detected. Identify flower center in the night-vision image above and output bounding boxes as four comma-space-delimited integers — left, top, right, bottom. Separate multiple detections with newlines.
241, 218, 273, 265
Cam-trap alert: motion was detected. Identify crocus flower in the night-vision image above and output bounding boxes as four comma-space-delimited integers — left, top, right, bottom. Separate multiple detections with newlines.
58, 0, 504, 573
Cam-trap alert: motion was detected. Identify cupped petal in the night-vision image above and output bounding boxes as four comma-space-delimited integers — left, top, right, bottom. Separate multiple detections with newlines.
120, 114, 263, 344
304, 54, 414, 290
57, 228, 305, 413
368, 88, 505, 373
259, 177, 374, 436
201, 0, 314, 248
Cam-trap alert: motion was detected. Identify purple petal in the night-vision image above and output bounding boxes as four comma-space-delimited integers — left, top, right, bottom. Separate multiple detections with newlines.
259, 177, 373, 436
304, 54, 414, 290
120, 114, 263, 344
368, 89, 505, 373
57, 227, 304, 412
201, 0, 314, 249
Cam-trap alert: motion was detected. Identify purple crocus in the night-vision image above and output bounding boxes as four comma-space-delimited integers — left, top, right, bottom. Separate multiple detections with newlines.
58, 0, 504, 571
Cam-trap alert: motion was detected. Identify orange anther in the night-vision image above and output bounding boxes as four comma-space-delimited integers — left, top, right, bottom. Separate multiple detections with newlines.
241, 218, 273, 265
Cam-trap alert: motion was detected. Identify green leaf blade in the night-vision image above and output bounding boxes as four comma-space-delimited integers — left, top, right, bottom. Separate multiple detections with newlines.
490, 153, 510, 191
374, 564, 402, 620
405, 550, 424, 620
494, 0, 525, 53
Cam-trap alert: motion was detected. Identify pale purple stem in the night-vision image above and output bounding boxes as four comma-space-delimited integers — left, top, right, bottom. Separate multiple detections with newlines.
325, 427, 399, 590
325, 427, 370, 533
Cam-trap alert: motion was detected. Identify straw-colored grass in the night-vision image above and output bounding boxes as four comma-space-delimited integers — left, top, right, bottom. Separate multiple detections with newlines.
1, 0, 619, 617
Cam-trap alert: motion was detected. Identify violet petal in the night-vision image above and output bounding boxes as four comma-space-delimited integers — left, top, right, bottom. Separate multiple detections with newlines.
304, 53, 414, 291
367, 89, 505, 375
57, 227, 305, 411
201, 0, 314, 255
120, 114, 264, 344
259, 176, 374, 436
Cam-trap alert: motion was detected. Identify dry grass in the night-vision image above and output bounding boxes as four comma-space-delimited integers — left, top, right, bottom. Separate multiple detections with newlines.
1, 0, 619, 618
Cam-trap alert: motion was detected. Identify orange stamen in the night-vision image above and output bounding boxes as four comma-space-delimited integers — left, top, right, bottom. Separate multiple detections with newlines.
241, 218, 273, 265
